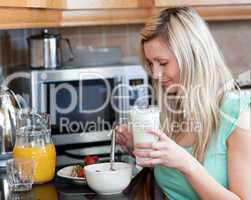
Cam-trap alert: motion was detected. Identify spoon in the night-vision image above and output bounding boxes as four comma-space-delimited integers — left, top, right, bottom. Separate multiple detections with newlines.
110, 127, 116, 171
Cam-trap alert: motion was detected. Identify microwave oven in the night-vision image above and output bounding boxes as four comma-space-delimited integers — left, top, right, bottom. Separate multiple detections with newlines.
30, 64, 149, 166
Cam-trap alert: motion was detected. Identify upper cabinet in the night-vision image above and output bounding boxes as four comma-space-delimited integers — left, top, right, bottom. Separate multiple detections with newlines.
49, 0, 153, 9
0, 0, 50, 8
155, 0, 251, 7
0, 0, 154, 29
154, 0, 251, 21
0, 0, 251, 29
0, 0, 152, 9
50, 0, 153, 27
58, 0, 153, 27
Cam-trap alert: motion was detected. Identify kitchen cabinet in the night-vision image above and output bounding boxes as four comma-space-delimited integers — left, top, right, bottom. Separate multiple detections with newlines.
54, 0, 154, 27
0, 8, 61, 29
155, 0, 251, 21
0, 0, 153, 29
0, 0, 50, 8
50, 0, 153, 9
155, 0, 251, 7
0, 0, 251, 29
61, 8, 152, 27
0, 0, 152, 9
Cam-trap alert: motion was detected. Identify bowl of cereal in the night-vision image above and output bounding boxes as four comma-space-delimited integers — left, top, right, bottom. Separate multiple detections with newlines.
84, 162, 132, 195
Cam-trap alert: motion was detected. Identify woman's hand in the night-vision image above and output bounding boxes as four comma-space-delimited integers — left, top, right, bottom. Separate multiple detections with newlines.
115, 124, 134, 156
133, 130, 195, 174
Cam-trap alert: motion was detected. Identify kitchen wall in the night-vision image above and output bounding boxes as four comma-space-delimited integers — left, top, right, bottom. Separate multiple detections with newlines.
0, 21, 250, 80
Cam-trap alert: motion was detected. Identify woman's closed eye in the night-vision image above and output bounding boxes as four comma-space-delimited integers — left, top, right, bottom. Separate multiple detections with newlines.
157, 58, 169, 67
159, 62, 168, 67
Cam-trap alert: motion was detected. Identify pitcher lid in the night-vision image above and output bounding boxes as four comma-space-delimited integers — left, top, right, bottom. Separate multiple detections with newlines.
28, 29, 61, 40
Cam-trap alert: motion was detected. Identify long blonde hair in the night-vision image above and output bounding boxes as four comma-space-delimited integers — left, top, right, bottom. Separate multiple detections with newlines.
140, 7, 236, 162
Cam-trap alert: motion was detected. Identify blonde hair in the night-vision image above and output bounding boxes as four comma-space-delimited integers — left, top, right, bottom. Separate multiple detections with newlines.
140, 7, 236, 162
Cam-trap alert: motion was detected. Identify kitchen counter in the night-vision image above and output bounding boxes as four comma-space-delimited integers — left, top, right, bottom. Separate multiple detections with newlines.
0, 172, 130, 200
0, 167, 165, 200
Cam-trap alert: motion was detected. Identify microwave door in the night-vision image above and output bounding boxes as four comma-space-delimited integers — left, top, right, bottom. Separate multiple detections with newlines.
42, 77, 123, 135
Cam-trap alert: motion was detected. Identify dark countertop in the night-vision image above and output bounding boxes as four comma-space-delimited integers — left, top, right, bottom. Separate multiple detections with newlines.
0, 171, 132, 200
0, 166, 165, 200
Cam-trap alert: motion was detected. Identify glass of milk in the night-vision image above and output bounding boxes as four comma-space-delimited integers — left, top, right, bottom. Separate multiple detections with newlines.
129, 105, 160, 163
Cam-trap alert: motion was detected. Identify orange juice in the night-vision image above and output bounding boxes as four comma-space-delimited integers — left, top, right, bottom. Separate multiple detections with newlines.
13, 144, 56, 184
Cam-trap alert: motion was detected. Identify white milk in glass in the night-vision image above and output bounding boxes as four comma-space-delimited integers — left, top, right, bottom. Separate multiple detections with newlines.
129, 106, 160, 163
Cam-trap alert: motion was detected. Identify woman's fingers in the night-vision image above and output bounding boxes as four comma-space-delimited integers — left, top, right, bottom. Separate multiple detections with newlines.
117, 134, 130, 152
134, 142, 152, 149
115, 124, 134, 155
149, 150, 164, 158
134, 149, 163, 158
116, 133, 125, 145
117, 134, 129, 147
147, 130, 169, 141
115, 125, 132, 140
152, 142, 169, 150
138, 158, 162, 166
135, 141, 168, 150
115, 124, 130, 139
116, 124, 129, 134
133, 149, 149, 158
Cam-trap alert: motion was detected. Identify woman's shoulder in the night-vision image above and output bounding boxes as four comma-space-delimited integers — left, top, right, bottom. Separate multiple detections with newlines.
218, 90, 251, 140
220, 90, 251, 116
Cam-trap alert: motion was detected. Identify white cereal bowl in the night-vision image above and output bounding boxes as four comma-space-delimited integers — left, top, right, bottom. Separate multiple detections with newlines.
84, 162, 132, 195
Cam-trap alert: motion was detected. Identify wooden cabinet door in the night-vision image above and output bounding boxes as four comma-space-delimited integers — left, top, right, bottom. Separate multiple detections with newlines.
155, 0, 251, 7
0, 0, 50, 8
49, 0, 153, 9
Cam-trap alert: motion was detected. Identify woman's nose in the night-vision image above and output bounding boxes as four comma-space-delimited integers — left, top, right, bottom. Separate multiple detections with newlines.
152, 63, 163, 79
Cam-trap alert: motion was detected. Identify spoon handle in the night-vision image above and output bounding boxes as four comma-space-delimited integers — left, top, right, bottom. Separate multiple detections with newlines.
110, 128, 116, 170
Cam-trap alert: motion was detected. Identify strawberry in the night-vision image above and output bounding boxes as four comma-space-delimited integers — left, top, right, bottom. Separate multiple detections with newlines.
84, 156, 99, 165
78, 168, 85, 177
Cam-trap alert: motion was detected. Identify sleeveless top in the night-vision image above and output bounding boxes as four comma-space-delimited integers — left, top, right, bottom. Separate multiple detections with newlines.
154, 91, 251, 200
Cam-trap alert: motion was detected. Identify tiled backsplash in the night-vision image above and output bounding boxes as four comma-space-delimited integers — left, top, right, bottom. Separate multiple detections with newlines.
0, 21, 250, 79
209, 21, 251, 78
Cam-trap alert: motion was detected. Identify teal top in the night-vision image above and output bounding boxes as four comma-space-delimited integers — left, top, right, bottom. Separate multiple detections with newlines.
154, 91, 251, 200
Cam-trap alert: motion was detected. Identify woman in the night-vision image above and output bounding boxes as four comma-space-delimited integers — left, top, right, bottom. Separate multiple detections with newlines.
116, 7, 251, 200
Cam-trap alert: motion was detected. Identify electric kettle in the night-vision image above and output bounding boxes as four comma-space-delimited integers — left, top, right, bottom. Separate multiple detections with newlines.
0, 86, 21, 163
27, 29, 74, 69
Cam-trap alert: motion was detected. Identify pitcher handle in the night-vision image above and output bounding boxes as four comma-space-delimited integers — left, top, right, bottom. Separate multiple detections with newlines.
62, 38, 74, 64
3, 87, 22, 109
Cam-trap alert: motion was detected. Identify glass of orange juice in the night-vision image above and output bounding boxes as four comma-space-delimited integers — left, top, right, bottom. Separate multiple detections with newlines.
13, 111, 56, 184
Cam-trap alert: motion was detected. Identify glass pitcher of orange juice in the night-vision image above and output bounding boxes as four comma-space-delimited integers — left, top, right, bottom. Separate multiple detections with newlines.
13, 111, 56, 184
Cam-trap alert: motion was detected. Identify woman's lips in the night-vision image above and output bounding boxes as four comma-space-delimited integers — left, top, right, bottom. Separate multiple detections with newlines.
161, 80, 173, 88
